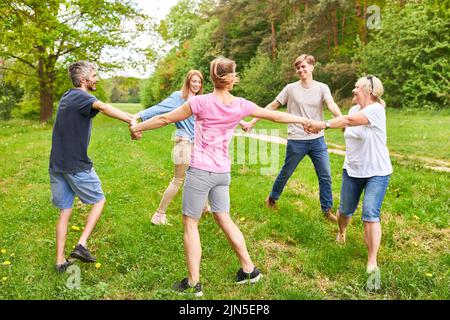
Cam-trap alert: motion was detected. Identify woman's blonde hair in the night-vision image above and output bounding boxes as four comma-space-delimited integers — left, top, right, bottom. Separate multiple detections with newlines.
181, 70, 204, 100
210, 57, 239, 89
356, 75, 386, 107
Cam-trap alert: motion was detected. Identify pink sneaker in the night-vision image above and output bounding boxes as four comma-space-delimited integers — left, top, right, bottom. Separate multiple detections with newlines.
151, 212, 167, 225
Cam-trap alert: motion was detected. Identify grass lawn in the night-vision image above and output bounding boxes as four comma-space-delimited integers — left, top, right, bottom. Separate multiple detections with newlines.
0, 103, 448, 299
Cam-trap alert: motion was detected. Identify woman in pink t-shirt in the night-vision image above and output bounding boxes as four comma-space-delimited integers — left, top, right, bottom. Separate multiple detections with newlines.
131, 57, 310, 296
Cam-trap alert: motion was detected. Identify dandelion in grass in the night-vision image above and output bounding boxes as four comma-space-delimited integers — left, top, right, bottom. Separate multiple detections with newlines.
0, 249, 6, 254
95, 263, 102, 269
2, 261, 11, 266
71, 226, 80, 231
425, 273, 433, 277
240, 217, 246, 222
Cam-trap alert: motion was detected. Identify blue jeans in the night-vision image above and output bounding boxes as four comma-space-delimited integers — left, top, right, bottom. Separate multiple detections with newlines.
339, 169, 390, 222
49, 168, 105, 209
269, 137, 333, 212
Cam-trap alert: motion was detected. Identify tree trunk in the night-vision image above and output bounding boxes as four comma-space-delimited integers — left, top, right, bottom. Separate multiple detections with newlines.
38, 57, 54, 123
362, 0, 368, 44
39, 82, 53, 123
268, 1, 277, 61
331, 8, 338, 48
356, 0, 368, 44
271, 20, 276, 60
341, 8, 346, 46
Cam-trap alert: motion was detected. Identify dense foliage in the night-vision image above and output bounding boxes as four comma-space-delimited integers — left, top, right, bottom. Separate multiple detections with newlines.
0, 0, 150, 121
142, 0, 449, 109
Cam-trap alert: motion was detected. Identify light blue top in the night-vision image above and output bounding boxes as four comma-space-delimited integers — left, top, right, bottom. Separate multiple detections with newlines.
138, 91, 195, 141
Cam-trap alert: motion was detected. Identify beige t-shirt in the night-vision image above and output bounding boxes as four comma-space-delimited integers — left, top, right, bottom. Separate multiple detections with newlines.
276, 80, 333, 140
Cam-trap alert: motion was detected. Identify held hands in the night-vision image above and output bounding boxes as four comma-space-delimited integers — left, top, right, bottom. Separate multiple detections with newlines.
124, 113, 142, 140
239, 120, 254, 133
129, 124, 142, 140
307, 121, 326, 134
301, 120, 326, 134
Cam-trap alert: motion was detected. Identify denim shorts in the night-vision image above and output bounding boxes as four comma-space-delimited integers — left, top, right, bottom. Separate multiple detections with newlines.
338, 169, 390, 222
182, 167, 231, 219
49, 168, 105, 209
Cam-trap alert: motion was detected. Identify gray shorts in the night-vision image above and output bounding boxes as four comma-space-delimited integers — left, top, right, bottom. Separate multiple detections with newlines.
182, 167, 231, 219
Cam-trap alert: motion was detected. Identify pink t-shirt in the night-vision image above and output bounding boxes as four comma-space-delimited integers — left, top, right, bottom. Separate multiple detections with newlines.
188, 93, 257, 173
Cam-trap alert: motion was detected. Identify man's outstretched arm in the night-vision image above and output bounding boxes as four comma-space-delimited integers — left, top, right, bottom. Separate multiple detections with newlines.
92, 101, 135, 124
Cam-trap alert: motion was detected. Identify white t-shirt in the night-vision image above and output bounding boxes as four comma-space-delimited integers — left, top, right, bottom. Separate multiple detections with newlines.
343, 103, 393, 177
276, 80, 333, 140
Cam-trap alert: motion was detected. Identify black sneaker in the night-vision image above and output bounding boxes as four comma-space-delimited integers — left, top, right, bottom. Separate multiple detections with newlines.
236, 266, 263, 284
70, 244, 96, 263
55, 259, 74, 273
172, 278, 203, 297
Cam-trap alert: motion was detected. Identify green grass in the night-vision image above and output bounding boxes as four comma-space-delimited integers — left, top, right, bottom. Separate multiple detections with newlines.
0, 103, 448, 300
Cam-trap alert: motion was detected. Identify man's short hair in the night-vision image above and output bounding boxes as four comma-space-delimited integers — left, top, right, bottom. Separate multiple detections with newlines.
294, 54, 315, 67
68, 61, 97, 87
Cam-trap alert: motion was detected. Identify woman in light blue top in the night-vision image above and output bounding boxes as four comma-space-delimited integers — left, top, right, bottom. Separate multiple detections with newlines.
134, 70, 208, 225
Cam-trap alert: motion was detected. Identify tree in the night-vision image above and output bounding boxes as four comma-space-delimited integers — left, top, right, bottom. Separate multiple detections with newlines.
0, 0, 149, 122
0, 60, 24, 120
356, 0, 450, 109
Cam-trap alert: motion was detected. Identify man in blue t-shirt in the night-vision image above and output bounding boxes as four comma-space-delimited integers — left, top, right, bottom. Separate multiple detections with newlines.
49, 61, 135, 272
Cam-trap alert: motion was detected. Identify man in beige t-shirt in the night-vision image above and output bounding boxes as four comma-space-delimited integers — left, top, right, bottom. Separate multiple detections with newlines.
243, 54, 342, 222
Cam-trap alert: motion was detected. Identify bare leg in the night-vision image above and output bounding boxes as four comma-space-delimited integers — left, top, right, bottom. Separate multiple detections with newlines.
154, 140, 209, 218
56, 209, 73, 265
214, 213, 254, 273
152, 141, 192, 225
364, 221, 382, 270
155, 163, 188, 215
78, 198, 105, 247
336, 210, 352, 243
183, 215, 202, 285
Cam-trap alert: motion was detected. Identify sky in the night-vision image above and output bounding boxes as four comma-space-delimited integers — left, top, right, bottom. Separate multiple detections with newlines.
135, 0, 180, 22
103, 0, 180, 79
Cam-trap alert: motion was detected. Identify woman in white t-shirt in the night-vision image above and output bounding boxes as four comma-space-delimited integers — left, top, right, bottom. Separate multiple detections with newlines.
307, 75, 392, 275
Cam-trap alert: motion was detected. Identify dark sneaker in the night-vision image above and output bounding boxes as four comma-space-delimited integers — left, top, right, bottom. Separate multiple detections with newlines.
172, 278, 203, 297
265, 197, 277, 209
55, 259, 74, 273
236, 267, 263, 284
70, 244, 96, 263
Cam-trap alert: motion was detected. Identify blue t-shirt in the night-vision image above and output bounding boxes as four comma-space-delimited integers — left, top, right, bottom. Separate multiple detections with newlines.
49, 88, 99, 173
138, 91, 195, 141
